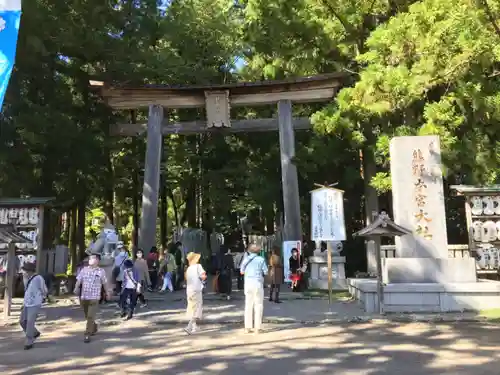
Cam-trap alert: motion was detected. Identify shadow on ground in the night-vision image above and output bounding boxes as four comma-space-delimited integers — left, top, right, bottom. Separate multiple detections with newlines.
0, 320, 499, 375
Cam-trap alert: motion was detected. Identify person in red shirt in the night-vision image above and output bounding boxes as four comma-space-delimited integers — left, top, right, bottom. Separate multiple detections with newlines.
146, 247, 159, 291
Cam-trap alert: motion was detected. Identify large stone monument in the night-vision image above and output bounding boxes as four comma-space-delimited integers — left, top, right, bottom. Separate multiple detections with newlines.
383, 135, 476, 283
348, 135, 500, 313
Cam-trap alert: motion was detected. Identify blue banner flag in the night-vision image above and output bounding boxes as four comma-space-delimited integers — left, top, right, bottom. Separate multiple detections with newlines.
0, 0, 22, 112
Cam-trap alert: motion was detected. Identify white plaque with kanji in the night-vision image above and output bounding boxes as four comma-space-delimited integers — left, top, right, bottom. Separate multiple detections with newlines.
310, 187, 346, 241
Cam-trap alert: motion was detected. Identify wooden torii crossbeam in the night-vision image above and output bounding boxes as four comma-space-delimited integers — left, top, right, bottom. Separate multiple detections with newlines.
91, 73, 349, 251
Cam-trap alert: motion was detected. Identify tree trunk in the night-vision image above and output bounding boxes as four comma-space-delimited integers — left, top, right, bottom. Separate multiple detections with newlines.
265, 205, 275, 235
62, 210, 70, 245
103, 146, 115, 224
69, 206, 77, 273
160, 173, 168, 249
360, 142, 380, 274
77, 199, 86, 262
168, 189, 180, 228
132, 169, 139, 250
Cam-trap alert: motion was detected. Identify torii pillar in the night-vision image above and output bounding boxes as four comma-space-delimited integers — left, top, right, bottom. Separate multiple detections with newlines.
138, 105, 163, 252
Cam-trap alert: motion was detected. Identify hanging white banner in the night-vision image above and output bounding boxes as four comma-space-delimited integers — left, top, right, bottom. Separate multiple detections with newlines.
310, 187, 346, 241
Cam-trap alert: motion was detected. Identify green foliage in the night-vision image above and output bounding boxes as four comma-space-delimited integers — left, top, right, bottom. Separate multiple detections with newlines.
2, 0, 498, 266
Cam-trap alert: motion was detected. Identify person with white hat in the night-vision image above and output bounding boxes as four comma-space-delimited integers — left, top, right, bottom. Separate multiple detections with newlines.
240, 243, 268, 334
19, 262, 47, 350
184, 252, 207, 334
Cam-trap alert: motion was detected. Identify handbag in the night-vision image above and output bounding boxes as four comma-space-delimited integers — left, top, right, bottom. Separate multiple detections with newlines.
112, 257, 126, 281
126, 269, 142, 294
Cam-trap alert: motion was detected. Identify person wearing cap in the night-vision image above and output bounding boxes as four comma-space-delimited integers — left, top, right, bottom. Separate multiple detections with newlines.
19, 262, 47, 350
112, 242, 128, 294
240, 243, 268, 334
184, 252, 207, 334
74, 252, 112, 343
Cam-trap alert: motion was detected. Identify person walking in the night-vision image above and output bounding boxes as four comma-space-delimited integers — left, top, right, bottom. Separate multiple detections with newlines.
268, 246, 283, 303
240, 244, 268, 335
19, 262, 47, 350
120, 259, 140, 320
184, 252, 207, 335
219, 247, 234, 300
174, 242, 184, 290
112, 242, 128, 294
160, 249, 176, 293
74, 252, 112, 343
134, 249, 150, 307
234, 250, 247, 291
146, 246, 160, 291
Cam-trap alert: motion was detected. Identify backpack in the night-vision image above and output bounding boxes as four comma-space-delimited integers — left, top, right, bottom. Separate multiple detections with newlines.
112, 257, 126, 281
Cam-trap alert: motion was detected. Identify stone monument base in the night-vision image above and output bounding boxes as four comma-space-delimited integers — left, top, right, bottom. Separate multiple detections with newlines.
382, 258, 477, 284
348, 278, 500, 313
308, 256, 347, 290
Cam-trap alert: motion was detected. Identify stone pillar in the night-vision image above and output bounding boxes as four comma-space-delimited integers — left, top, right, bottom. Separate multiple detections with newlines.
384, 135, 476, 283
277, 100, 302, 241
390, 135, 448, 258
139, 105, 163, 252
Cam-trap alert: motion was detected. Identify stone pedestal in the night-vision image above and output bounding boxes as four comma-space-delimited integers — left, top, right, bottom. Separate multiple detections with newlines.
100, 256, 115, 286
308, 255, 347, 290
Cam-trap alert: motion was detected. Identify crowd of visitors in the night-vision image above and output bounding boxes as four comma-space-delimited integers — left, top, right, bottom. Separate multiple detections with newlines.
16, 239, 315, 349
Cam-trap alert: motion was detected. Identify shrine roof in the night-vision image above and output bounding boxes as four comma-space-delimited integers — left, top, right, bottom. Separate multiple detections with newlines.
90, 73, 351, 110
0, 197, 55, 207
353, 212, 412, 238
450, 185, 500, 195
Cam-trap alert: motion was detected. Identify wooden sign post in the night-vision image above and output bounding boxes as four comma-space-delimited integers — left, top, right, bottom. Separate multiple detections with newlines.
310, 184, 346, 304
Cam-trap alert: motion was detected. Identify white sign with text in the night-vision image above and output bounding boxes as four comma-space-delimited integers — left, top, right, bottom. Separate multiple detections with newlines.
310, 187, 346, 241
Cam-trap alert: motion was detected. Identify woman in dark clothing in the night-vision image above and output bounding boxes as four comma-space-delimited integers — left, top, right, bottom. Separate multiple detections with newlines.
289, 248, 304, 292
218, 247, 235, 300
268, 246, 283, 303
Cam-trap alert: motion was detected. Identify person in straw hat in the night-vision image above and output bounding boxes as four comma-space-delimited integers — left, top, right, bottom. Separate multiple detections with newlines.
240, 243, 268, 334
184, 252, 207, 334
19, 261, 47, 350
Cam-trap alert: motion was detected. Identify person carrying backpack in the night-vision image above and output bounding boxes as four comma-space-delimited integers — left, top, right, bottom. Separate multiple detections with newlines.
19, 262, 47, 350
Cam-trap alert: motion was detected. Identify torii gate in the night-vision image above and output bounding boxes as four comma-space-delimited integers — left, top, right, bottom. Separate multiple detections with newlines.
92, 73, 347, 252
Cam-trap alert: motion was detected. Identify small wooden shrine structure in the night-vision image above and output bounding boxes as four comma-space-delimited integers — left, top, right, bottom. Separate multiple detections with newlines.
0, 224, 31, 319
0, 198, 55, 274
92, 73, 349, 252
353, 211, 412, 314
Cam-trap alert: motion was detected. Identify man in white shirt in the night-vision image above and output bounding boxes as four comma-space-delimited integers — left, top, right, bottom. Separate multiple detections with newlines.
19, 262, 47, 350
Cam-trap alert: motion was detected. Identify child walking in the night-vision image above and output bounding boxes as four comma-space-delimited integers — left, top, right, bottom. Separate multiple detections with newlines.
120, 259, 140, 320
184, 252, 207, 334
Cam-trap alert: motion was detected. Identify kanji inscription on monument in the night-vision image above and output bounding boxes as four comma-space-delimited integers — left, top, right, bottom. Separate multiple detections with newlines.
390, 135, 448, 258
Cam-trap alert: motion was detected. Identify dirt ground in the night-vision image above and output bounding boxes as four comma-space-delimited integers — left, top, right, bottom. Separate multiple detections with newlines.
1, 319, 499, 375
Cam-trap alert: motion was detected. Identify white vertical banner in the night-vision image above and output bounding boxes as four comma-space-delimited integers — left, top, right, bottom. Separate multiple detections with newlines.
310, 187, 346, 241
282, 240, 301, 283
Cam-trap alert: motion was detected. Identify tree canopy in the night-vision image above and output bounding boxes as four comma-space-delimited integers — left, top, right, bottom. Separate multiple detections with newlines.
1, 0, 498, 271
